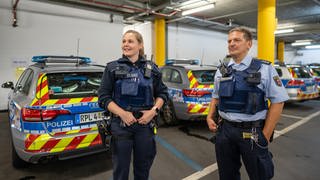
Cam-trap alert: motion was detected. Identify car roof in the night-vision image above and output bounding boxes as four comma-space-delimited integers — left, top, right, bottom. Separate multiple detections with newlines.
30, 63, 105, 73
164, 64, 217, 71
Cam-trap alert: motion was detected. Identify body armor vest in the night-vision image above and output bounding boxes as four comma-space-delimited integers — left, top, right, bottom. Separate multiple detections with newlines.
113, 61, 154, 111
218, 59, 268, 114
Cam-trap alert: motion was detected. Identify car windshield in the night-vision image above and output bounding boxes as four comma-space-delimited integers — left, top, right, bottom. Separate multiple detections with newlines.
192, 70, 216, 84
47, 72, 103, 98
289, 67, 311, 78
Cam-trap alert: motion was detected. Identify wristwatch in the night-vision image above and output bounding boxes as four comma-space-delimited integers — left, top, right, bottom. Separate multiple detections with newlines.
151, 106, 160, 115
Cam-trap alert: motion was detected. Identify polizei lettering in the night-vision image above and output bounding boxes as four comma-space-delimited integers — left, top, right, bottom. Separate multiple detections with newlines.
47, 120, 73, 128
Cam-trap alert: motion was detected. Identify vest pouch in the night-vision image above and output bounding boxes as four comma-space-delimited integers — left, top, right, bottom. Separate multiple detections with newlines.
218, 76, 234, 97
121, 80, 138, 96
246, 92, 258, 114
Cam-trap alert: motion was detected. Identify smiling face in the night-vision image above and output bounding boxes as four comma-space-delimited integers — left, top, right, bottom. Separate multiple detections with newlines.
228, 31, 252, 63
122, 32, 143, 62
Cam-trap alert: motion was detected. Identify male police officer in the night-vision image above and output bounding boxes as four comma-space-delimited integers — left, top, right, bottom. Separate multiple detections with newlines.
206, 27, 289, 180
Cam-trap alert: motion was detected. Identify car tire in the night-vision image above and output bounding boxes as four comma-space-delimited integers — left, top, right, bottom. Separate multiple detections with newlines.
12, 142, 28, 169
161, 101, 178, 125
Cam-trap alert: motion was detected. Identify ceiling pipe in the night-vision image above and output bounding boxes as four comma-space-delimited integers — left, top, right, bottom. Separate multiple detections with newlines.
78, 0, 146, 13
12, 0, 19, 27
125, 2, 174, 21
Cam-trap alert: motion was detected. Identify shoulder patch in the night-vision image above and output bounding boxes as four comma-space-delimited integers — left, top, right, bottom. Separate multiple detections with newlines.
273, 76, 282, 87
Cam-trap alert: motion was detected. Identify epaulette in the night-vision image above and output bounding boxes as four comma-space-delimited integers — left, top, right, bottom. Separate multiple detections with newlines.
253, 58, 271, 65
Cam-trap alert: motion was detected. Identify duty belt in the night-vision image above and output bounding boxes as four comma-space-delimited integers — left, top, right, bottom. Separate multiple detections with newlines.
223, 118, 265, 129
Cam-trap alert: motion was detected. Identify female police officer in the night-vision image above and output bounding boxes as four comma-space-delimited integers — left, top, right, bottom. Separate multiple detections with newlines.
98, 30, 168, 180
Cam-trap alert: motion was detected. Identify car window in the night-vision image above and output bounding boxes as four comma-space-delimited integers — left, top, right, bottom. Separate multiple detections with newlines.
47, 72, 103, 98
275, 68, 283, 77
192, 70, 216, 84
161, 68, 172, 82
289, 67, 311, 78
311, 67, 320, 76
15, 69, 33, 94
22, 70, 34, 95
170, 69, 182, 83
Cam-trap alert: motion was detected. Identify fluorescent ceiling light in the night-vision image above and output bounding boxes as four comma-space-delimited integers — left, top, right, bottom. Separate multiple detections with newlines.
306, 45, 320, 49
291, 41, 311, 46
181, 1, 208, 9
182, 3, 215, 16
180, 0, 202, 7
274, 28, 294, 34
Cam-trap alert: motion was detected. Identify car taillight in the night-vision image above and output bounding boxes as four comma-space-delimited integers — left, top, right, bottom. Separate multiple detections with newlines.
315, 77, 320, 83
287, 79, 305, 86
22, 108, 70, 122
183, 89, 211, 97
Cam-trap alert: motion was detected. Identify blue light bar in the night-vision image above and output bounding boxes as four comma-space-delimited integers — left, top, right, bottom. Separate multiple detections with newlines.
165, 59, 200, 65
32, 56, 91, 64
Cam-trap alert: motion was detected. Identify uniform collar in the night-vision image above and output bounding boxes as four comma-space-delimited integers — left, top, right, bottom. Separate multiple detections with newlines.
118, 55, 147, 64
228, 54, 252, 68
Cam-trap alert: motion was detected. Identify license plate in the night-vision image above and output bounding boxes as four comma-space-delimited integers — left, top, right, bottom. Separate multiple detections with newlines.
75, 112, 104, 124
306, 86, 313, 92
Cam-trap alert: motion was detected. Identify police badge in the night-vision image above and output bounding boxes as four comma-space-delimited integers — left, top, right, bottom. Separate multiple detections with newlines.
273, 76, 282, 86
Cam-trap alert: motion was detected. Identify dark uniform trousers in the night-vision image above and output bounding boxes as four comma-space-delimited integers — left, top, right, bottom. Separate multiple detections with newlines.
111, 117, 156, 180
215, 121, 274, 180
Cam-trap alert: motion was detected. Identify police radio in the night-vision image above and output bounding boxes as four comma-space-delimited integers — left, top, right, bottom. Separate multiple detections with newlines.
144, 61, 152, 78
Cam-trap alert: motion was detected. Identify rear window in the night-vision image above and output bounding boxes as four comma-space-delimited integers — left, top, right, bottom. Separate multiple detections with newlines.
192, 70, 216, 84
289, 67, 311, 78
311, 67, 320, 76
46, 72, 103, 99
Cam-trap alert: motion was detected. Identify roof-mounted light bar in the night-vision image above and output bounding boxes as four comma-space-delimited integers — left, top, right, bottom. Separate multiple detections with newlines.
32, 56, 91, 64
166, 59, 200, 65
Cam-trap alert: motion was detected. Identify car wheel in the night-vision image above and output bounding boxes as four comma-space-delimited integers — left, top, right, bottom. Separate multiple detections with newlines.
12, 142, 28, 169
161, 101, 178, 125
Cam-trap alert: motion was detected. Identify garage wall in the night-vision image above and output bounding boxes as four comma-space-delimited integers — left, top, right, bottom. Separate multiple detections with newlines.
167, 24, 258, 66
0, 0, 124, 110
284, 49, 320, 64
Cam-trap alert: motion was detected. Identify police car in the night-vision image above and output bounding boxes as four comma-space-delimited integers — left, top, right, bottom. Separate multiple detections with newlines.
160, 59, 217, 125
1, 56, 106, 168
274, 64, 319, 102
306, 64, 320, 95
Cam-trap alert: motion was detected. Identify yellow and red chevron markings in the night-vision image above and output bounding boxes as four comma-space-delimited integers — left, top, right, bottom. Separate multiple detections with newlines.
187, 104, 209, 115
25, 127, 102, 153
187, 71, 214, 89
297, 91, 319, 100
30, 73, 98, 106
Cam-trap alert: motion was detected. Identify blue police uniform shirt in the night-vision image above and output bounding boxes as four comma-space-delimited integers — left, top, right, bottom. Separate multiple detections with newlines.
212, 55, 289, 122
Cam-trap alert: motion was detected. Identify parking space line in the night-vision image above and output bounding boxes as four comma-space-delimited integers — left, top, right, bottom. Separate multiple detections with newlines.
274, 111, 320, 139
155, 136, 203, 171
182, 110, 320, 180
281, 114, 303, 119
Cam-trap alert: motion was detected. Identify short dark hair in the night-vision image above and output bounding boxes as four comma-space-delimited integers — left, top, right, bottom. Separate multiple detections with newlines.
229, 27, 253, 41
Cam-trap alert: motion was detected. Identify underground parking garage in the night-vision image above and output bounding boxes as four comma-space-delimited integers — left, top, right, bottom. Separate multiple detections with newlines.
1, 0, 320, 179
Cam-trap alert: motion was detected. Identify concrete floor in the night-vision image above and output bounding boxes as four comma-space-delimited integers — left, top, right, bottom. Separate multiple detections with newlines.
0, 100, 319, 180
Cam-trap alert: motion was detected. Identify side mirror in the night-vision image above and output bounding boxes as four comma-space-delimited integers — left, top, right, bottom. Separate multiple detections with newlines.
1, 81, 14, 89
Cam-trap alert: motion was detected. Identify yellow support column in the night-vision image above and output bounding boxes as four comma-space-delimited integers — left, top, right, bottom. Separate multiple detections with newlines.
277, 40, 285, 64
257, 0, 276, 64
154, 18, 166, 66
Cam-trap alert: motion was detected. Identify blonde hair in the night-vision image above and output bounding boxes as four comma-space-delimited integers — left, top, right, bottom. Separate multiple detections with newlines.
123, 30, 145, 57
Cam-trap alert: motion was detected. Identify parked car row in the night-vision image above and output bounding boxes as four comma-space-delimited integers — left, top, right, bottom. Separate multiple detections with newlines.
274, 63, 319, 102
2, 56, 318, 168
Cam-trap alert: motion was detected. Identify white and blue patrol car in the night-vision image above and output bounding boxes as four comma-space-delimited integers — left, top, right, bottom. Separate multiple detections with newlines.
160, 59, 217, 125
2, 56, 107, 168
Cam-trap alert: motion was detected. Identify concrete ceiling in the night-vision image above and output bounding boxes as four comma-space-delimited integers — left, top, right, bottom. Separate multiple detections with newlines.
30, 0, 320, 50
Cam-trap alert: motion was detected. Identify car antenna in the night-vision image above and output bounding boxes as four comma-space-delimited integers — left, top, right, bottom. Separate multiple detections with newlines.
200, 48, 204, 67
76, 38, 80, 66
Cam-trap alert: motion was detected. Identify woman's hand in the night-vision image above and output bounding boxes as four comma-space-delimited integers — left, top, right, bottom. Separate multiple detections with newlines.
137, 110, 157, 125
119, 111, 137, 126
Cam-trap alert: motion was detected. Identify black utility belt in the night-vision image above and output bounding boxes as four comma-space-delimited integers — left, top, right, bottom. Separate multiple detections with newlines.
223, 118, 265, 129
111, 111, 144, 119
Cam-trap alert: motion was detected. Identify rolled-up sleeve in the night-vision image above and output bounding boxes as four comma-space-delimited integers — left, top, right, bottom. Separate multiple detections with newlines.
98, 64, 114, 110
